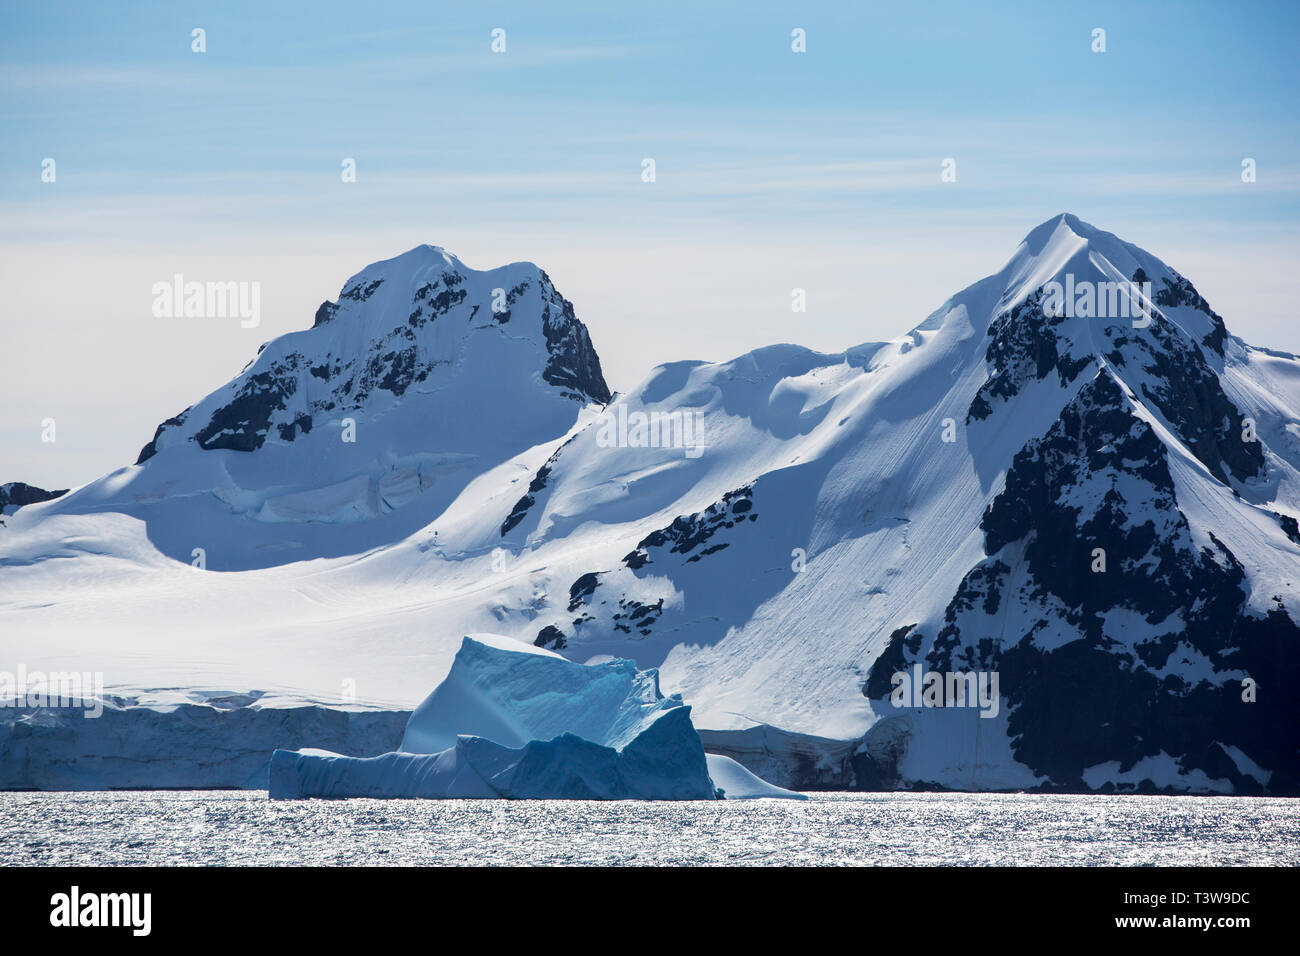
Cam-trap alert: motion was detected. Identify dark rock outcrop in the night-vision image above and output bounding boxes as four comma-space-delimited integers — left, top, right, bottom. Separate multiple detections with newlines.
0, 482, 68, 512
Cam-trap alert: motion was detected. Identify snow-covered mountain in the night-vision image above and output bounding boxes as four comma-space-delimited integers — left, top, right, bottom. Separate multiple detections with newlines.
3, 215, 1297, 794
65, 244, 610, 570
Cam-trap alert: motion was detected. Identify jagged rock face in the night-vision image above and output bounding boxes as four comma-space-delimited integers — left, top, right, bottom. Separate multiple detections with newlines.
978, 370, 1229, 618
1151, 269, 1230, 355
967, 289, 1093, 422
1106, 272, 1262, 485
137, 247, 609, 463
969, 274, 1261, 487
0, 482, 68, 514
870, 370, 1300, 793
537, 271, 611, 405
537, 485, 760, 647
622, 486, 756, 570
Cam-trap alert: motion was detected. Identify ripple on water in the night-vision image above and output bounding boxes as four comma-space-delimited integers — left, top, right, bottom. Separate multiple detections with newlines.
1, 791, 1295, 866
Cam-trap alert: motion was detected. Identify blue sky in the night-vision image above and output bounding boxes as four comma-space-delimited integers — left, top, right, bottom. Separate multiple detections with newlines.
2, 0, 1298, 486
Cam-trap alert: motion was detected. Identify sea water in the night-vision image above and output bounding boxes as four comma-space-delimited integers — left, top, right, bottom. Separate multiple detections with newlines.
2, 790, 1295, 866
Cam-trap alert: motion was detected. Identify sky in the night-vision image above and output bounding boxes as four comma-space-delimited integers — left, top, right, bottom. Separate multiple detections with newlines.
2, 0, 1298, 488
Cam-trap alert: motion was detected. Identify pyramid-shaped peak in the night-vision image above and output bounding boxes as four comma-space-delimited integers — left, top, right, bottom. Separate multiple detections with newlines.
978, 214, 1175, 318
1017, 213, 1130, 258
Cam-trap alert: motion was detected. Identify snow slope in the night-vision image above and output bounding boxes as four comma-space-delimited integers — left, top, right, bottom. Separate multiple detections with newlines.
3, 216, 1297, 794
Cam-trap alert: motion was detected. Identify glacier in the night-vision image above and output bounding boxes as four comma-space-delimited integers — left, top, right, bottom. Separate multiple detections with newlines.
268, 635, 802, 800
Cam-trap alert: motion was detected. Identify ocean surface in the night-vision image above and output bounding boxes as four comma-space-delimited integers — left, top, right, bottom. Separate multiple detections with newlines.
2, 791, 1296, 866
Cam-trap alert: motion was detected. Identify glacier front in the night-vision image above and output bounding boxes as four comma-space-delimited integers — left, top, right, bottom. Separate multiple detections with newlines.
270, 635, 779, 800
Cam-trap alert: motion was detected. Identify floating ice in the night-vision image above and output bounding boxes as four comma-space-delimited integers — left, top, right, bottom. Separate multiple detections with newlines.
705, 753, 807, 800
270, 635, 748, 800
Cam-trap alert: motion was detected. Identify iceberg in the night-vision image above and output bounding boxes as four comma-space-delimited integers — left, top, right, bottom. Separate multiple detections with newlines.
705, 753, 806, 800
270, 635, 737, 800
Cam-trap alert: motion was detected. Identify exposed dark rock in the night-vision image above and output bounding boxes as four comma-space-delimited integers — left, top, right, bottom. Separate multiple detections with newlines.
612, 597, 664, 636
500, 437, 578, 536
408, 279, 468, 328
623, 485, 756, 569
534, 624, 567, 650
0, 482, 68, 512
567, 572, 601, 612
1118, 327, 1261, 485
195, 365, 301, 452
1153, 271, 1228, 355
538, 271, 611, 404
312, 301, 338, 328
863, 624, 918, 699
491, 281, 530, 325
897, 369, 1300, 793
340, 278, 383, 303
276, 414, 313, 442
969, 276, 1260, 485
967, 289, 1090, 423
980, 371, 1246, 638
135, 256, 612, 466
135, 409, 191, 464
376, 347, 419, 396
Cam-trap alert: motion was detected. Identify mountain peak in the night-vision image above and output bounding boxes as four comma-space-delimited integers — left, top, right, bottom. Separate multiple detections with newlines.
998, 214, 1143, 302
340, 243, 470, 291
961, 218, 1256, 487
136, 243, 609, 465
911, 214, 1228, 363
1020, 212, 1127, 253
1027, 210, 1092, 238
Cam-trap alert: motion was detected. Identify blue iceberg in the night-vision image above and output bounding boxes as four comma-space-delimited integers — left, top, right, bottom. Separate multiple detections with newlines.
270, 635, 728, 800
